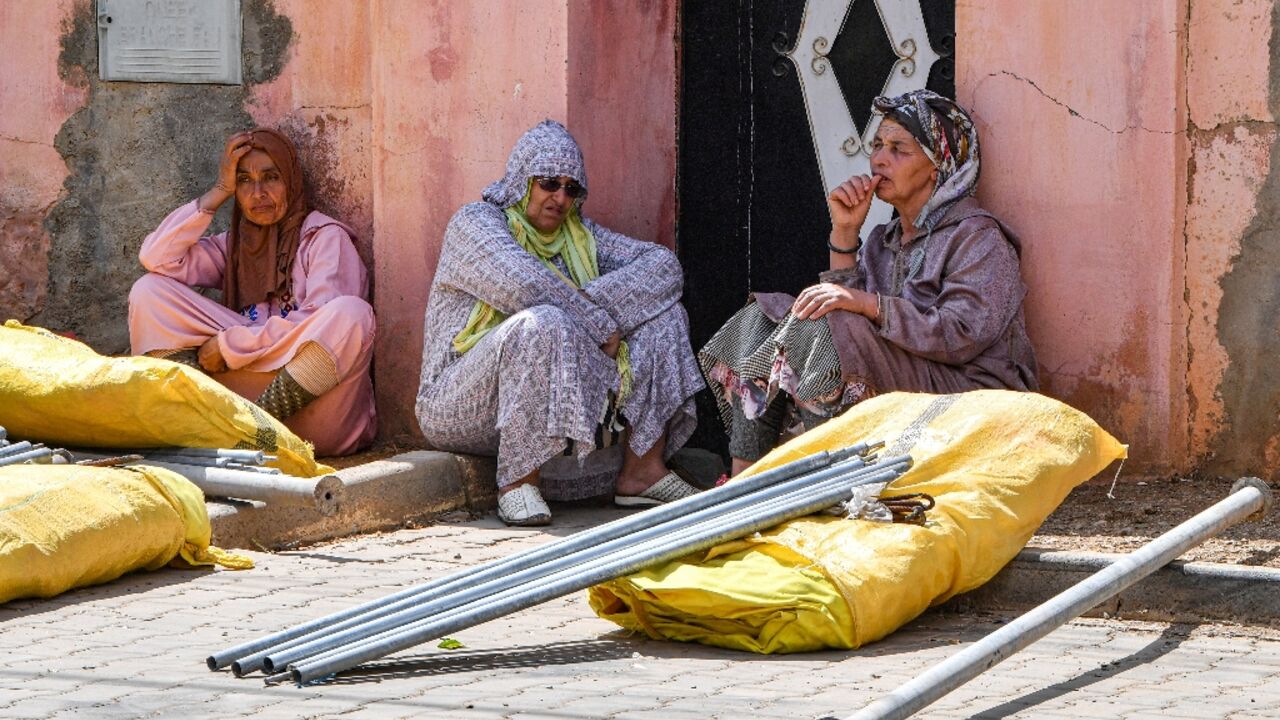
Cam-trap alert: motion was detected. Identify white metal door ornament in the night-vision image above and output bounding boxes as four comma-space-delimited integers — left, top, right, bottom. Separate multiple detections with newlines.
784, 0, 941, 237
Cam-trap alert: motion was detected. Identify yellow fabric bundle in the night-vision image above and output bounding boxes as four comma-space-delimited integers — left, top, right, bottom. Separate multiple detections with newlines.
0, 464, 252, 604
590, 390, 1126, 653
0, 321, 331, 477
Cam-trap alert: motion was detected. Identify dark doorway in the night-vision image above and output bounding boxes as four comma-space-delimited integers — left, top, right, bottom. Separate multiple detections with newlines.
677, 0, 955, 455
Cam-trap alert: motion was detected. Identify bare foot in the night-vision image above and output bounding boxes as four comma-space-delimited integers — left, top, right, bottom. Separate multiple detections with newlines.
615, 427, 669, 496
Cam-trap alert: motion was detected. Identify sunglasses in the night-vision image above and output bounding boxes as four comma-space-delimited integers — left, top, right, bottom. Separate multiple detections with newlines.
533, 176, 585, 199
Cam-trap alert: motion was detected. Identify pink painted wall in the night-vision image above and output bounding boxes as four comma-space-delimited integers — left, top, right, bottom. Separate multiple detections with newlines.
245, 0, 375, 266
15, 0, 1275, 477
0, 0, 87, 322
956, 0, 1189, 473
567, 0, 678, 249
368, 1, 571, 440
0, 1, 676, 443
366, 1, 679, 439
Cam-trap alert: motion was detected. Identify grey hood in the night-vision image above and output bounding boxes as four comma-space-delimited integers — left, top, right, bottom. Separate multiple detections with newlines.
481, 120, 589, 210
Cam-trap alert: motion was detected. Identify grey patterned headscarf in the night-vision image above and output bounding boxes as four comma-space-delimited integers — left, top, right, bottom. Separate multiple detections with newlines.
482, 120, 590, 209
873, 89, 980, 231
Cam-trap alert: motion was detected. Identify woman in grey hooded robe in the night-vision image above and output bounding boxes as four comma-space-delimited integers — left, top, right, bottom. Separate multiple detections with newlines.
416, 120, 704, 525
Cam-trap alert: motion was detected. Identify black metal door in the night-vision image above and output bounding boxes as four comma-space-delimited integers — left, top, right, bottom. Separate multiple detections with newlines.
678, 0, 954, 453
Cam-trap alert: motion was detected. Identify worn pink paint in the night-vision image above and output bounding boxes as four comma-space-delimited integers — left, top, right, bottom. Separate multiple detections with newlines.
957, 0, 1188, 472
1184, 125, 1273, 459
0, 0, 88, 320
1188, 0, 1273, 128
567, 0, 678, 250
368, 1, 572, 439
244, 1, 375, 264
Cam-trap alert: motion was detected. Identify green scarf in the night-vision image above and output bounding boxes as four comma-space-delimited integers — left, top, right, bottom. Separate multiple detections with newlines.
453, 185, 632, 406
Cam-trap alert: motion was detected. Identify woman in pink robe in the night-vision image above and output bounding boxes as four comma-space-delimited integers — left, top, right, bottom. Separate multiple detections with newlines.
128, 128, 376, 456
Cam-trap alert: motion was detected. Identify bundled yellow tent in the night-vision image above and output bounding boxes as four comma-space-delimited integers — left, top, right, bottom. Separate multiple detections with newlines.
0, 463, 252, 604
0, 321, 329, 477
590, 390, 1126, 654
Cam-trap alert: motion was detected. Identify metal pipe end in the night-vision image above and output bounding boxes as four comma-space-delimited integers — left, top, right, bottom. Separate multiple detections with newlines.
205, 655, 220, 671
261, 657, 277, 674
314, 475, 345, 517
1232, 477, 1273, 522
289, 667, 304, 686
263, 670, 292, 686
231, 660, 249, 677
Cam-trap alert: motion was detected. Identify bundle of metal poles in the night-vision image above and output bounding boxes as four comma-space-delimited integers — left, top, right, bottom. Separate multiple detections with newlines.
208, 441, 913, 686
69, 446, 345, 516
0, 427, 71, 467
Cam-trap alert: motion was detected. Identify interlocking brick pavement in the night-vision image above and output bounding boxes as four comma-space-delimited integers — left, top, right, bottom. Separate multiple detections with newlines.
3, 507, 1280, 719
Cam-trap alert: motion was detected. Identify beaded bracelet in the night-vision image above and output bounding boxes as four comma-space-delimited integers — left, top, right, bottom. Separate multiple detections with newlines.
827, 238, 859, 255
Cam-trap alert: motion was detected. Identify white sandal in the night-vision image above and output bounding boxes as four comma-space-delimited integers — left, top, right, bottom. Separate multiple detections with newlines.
615, 472, 700, 507
497, 484, 552, 526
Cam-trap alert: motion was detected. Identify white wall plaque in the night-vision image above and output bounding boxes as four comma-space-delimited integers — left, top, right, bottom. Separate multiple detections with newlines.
98, 0, 242, 85
786, 0, 940, 238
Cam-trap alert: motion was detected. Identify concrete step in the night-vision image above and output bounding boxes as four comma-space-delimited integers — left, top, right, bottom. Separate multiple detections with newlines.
208, 450, 497, 551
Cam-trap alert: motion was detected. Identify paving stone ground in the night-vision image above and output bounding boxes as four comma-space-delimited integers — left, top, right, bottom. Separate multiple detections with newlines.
4, 507, 1280, 719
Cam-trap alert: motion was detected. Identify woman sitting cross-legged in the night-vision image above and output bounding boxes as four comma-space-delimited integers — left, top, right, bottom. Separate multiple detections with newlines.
700, 90, 1039, 476
128, 128, 376, 456
416, 120, 705, 526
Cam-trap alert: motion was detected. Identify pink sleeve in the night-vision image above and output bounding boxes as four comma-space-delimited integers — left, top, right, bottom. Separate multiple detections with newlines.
292, 224, 369, 310
138, 200, 228, 288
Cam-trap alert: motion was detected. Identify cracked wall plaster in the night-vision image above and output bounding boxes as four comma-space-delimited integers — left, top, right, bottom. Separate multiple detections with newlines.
1203, 0, 1280, 476
32, 0, 292, 353
1181, 0, 1280, 477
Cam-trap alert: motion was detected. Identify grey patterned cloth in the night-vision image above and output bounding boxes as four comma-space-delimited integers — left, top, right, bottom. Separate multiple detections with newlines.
822, 196, 1038, 393
415, 121, 704, 500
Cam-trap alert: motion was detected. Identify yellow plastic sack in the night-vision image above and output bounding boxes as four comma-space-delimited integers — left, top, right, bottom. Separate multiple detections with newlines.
0, 321, 331, 477
590, 390, 1127, 653
0, 464, 253, 604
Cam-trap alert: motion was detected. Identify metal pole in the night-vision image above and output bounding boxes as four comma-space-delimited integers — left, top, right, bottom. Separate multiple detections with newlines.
207, 444, 874, 671
254, 457, 910, 675
126, 459, 344, 516
240, 453, 896, 675
142, 454, 234, 468
225, 463, 282, 474
844, 477, 1275, 720
286, 460, 910, 685
138, 447, 270, 464
0, 441, 35, 458
0, 447, 54, 466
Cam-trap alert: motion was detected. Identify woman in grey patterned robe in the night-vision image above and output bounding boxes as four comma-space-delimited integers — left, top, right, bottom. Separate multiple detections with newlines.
701, 90, 1039, 476
416, 121, 704, 525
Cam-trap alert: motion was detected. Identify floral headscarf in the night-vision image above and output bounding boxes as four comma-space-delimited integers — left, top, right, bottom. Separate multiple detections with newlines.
872, 89, 980, 231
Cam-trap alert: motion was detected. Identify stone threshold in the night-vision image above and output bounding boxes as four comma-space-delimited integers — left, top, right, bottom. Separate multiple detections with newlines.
208, 450, 498, 552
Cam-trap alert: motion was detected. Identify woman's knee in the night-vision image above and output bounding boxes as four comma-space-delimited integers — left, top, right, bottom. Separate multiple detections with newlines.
505, 304, 578, 339
128, 272, 180, 310
315, 296, 375, 341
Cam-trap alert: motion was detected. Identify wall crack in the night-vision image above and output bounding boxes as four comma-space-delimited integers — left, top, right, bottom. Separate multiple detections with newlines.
984, 70, 1175, 136
0, 134, 54, 148
298, 103, 371, 111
